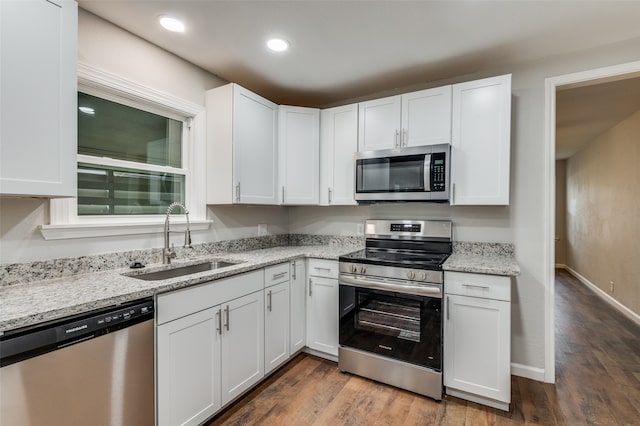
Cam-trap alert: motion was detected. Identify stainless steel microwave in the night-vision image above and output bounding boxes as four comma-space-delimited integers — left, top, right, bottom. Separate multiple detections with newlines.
354, 144, 450, 202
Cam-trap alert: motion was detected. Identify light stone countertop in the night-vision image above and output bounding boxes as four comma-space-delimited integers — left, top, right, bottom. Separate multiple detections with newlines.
443, 253, 520, 276
0, 242, 520, 333
0, 245, 355, 333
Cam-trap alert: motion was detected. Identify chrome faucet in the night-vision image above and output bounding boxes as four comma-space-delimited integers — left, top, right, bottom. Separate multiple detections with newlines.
163, 202, 192, 264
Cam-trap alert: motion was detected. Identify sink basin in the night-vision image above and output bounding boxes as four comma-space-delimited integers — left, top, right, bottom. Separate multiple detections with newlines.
128, 260, 239, 281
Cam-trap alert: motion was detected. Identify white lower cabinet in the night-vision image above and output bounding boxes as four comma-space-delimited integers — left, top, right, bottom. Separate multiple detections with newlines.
220, 291, 265, 405
306, 259, 339, 358
264, 281, 290, 374
444, 271, 511, 411
157, 308, 221, 426
156, 270, 264, 426
289, 259, 307, 353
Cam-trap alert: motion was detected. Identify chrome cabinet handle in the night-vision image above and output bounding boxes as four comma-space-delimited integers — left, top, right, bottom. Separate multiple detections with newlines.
451, 183, 455, 204
235, 183, 241, 202
328, 187, 332, 204
224, 305, 230, 331
291, 261, 296, 280
267, 290, 272, 312
282, 186, 285, 203
394, 129, 400, 148
216, 309, 222, 335
309, 278, 312, 296
272, 271, 287, 280
402, 128, 407, 147
462, 283, 490, 290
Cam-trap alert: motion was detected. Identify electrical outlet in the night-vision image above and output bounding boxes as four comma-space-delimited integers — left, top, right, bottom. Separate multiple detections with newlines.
357, 224, 364, 235
610, 281, 614, 293
258, 223, 268, 236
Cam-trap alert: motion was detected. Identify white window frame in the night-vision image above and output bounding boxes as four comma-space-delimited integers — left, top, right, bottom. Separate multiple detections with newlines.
42, 63, 210, 240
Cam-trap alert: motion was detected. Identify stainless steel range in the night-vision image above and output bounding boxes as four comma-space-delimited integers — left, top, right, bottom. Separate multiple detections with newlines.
338, 219, 452, 400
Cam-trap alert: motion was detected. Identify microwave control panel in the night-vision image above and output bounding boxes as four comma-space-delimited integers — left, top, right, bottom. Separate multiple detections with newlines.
431, 152, 446, 191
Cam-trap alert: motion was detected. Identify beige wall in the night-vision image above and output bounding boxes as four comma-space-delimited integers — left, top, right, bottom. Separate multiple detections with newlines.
566, 110, 640, 316
555, 160, 567, 266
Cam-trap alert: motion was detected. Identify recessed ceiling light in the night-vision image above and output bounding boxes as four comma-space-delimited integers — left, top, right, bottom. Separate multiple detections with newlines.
267, 38, 289, 52
79, 106, 95, 115
159, 16, 185, 33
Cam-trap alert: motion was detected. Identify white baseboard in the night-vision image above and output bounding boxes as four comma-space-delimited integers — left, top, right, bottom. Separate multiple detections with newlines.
564, 266, 640, 327
511, 363, 546, 382
555, 263, 566, 269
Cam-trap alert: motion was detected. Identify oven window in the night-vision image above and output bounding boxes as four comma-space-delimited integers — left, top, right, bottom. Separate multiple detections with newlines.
356, 294, 421, 342
339, 285, 442, 370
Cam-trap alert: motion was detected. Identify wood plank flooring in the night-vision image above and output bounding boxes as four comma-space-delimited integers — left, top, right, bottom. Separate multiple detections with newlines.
207, 270, 640, 425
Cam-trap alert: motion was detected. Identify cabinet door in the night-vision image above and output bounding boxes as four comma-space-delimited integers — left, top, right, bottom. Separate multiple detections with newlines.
307, 276, 339, 356
233, 85, 278, 204
320, 104, 358, 205
0, 0, 77, 196
358, 95, 401, 151
451, 74, 511, 205
265, 281, 290, 374
221, 291, 265, 405
401, 86, 452, 147
289, 259, 307, 353
157, 308, 221, 426
444, 294, 511, 405
279, 106, 319, 205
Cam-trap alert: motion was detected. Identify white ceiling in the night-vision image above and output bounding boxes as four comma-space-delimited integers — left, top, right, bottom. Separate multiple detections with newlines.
78, 1, 640, 157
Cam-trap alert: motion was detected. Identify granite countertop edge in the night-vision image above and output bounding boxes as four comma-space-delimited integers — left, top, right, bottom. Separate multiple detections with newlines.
0, 245, 349, 333
1, 243, 520, 333
443, 253, 520, 277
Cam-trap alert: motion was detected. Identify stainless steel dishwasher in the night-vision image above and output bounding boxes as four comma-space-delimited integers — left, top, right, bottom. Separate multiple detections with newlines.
0, 298, 155, 426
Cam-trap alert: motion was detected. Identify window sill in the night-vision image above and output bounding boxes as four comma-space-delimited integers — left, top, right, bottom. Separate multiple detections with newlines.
40, 220, 212, 241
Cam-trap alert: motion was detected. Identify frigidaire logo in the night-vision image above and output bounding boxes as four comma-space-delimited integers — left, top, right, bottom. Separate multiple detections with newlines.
378, 344, 393, 351
66, 324, 88, 334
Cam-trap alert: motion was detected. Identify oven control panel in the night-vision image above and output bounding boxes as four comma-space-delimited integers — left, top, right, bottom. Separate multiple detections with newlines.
339, 262, 443, 285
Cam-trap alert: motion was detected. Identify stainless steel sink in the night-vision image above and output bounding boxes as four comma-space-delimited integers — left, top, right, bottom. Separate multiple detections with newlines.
128, 260, 239, 281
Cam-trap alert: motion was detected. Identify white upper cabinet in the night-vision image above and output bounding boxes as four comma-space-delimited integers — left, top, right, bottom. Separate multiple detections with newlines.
0, 0, 77, 197
401, 86, 452, 147
278, 106, 320, 205
358, 95, 402, 151
358, 86, 452, 152
319, 104, 358, 206
206, 83, 278, 205
450, 74, 512, 205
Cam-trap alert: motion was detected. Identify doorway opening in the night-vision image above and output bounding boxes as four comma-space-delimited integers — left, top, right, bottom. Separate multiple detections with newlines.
544, 60, 640, 383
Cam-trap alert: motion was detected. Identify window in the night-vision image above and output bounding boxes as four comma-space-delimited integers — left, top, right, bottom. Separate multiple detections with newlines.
77, 92, 187, 216
43, 63, 209, 240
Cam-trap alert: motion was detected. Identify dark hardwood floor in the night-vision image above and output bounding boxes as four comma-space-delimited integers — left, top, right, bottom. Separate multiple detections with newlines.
207, 269, 640, 425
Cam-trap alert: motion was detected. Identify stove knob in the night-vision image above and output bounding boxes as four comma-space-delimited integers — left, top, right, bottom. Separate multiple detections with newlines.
419, 271, 427, 281
359, 265, 366, 274
350, 264, 357, 273
407, 271, 415, 280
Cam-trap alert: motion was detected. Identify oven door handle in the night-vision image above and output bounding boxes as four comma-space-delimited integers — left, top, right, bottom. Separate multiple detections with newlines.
339, 275, 442, 297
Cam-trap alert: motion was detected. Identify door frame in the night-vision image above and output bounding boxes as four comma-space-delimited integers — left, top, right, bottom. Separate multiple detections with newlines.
543, 60, 640, 383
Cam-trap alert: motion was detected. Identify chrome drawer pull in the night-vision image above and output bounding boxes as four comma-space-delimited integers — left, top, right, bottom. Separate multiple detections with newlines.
462, 283, 490, 290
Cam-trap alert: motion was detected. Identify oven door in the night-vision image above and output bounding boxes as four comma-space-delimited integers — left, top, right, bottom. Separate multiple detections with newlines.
339, 278, 442, 371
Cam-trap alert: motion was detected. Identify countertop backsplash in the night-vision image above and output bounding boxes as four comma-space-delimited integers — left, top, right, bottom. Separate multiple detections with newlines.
0, 234, 364, 287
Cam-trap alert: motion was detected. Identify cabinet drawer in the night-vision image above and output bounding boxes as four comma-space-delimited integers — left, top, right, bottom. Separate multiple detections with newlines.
157, 269, 264, 325
307, 259, 338, 279
445, 271, 511, 302
265, 262, 290, 287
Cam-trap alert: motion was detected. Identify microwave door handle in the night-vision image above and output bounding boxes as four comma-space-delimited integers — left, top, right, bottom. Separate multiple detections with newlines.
424, 153, 432, 191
